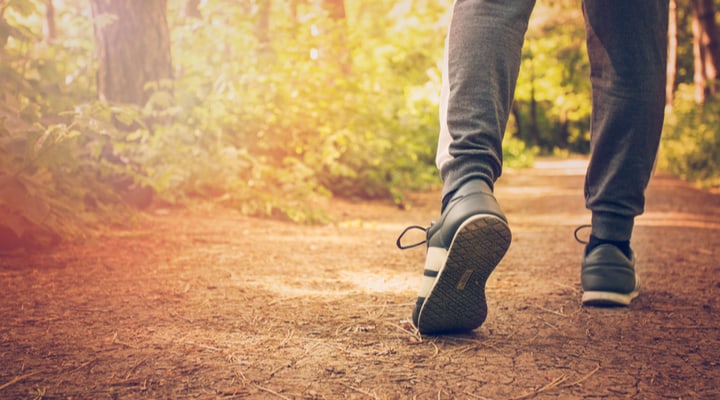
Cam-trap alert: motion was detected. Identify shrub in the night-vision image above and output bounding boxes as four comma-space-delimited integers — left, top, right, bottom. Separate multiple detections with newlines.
660, 84, 720, 189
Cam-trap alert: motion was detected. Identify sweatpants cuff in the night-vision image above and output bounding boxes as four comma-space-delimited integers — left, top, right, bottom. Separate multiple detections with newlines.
591, 212, 634, 242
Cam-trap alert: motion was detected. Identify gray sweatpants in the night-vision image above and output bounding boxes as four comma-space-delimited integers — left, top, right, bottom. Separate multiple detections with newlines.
436, 0, 668, 241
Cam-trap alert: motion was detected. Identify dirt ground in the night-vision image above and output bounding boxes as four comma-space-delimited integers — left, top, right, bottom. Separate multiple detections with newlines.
1, 158, 719, 400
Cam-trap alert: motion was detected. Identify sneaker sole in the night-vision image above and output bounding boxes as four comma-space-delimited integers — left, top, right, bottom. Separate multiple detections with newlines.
582, 270, 640, 307
416, 214, 511, 334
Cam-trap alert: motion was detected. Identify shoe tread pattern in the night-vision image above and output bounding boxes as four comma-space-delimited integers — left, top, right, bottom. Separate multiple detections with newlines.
417, 214, 511, 334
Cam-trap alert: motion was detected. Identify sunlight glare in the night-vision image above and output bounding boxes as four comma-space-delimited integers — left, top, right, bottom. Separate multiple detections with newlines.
341, 271, 416, 294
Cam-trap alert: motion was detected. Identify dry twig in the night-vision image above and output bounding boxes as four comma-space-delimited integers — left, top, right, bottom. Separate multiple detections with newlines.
339, 382, 380, 400
463, 391, 492, 400
511, 374, 569, 400
535, 305, 567, 317
0, 372, 39, 391
254, 384, 292, 400
68, 359, 96, 374
382, 321, 422, 342
562, 364, 601, 388
509, 364, 601, 399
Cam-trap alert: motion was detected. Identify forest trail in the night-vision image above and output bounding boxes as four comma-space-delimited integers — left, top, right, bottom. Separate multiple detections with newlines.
1, 158, 719, 399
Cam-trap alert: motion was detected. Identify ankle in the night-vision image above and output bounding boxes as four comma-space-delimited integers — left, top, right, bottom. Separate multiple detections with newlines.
586, 234, 632, 258
590, 212, 634, 242
442, 179, 494, 212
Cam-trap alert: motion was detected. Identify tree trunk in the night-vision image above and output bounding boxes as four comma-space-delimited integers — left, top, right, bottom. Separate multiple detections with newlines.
511, 102, 523, 142
43, 0, 56, 42
528, 55, 539, 147
697, 0, 720, 96
255, 0, 272, 56
182, 0, 202, 20
691, 0, 707, 103
666, 0, 678, 109
529, 88, 539, 147
690, 0, 720, 102
90, 0, 173, 106
556, 110, 569, 149
321, 0, 346, 20
291, 0, 301, 24
319, 0, 350, 75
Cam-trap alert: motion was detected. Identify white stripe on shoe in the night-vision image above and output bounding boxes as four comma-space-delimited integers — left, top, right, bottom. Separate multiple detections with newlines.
418, 247, 447, 299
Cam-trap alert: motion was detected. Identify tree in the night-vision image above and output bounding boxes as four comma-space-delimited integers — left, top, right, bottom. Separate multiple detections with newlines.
255, 0, 271, 56
182, 0, 202, 20
690, 0, 720, 103
320, 0, 345, 20
513, 2, 590, 152
43, 0, 56, 42
90, 0, 173, 105
667, 0, 679, 109
319, 0, 350, 75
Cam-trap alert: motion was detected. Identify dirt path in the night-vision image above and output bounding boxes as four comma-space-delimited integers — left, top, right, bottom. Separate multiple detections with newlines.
1, 159, 719, 399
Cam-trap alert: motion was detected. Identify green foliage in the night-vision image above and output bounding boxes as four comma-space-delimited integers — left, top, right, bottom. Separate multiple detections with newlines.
163, 0, 447, 212
0, 0, 541, 248
12, 0, 720, 250
660, 84, 720, 189
0, 0, 132, 248
503, 136, 537, 169
513, 2, 592, 153
0, 103, 139, 248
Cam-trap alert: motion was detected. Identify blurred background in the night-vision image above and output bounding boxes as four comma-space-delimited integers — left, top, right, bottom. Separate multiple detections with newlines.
0, 0, 718, 249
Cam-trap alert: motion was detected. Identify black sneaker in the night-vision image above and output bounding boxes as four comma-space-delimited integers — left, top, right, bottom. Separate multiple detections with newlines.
581, 243, 639, 306
396, 179, 511, 334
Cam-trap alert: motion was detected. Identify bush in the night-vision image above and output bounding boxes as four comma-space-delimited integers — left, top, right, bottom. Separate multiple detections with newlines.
0, 103, 140, 249
0, 0, 541, 249
1, 3, 134, 249
503, 136, 537, 169
660, 84, 720, 189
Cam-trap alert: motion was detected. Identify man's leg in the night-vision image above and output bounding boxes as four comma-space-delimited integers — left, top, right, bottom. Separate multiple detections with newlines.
437, 0, 536, 204
411, 0, 535, 334
581, 0, 668, 305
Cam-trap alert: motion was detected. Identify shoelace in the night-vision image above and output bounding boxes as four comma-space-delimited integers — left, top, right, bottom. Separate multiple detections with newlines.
396, 224, 431, 250
573, 224, 592, 245
400, 223, 593, 248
